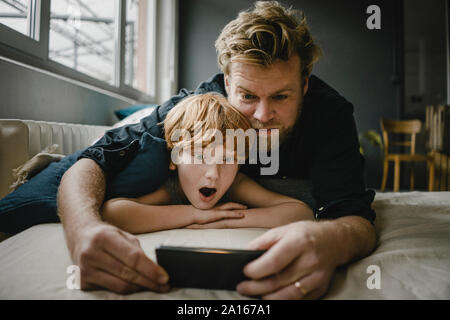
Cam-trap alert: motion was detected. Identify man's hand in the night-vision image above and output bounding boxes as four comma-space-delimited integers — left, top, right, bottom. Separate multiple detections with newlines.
236, 217, 376, 299
187, 202, 246, 227
72, 222, 170, 294
58, 158, 170, 294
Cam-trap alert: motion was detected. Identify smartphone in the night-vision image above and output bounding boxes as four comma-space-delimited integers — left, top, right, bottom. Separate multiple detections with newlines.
155, 245, 266, 290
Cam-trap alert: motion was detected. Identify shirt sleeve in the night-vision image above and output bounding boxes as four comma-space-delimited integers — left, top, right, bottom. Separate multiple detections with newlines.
78, 88, 192, 178
309, 101, 376, 224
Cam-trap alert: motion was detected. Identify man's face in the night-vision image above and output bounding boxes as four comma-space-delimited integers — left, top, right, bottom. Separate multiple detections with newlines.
224, 55, 309, 145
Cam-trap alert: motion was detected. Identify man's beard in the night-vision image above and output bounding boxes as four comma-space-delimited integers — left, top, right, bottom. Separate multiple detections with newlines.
251, 104, 303, 152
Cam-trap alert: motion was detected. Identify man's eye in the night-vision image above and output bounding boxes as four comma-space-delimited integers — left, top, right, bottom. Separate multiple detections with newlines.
223, 156, 233, 162
273, 95, 288, 101
242, 94, 256, 100
194, 154, 203, 160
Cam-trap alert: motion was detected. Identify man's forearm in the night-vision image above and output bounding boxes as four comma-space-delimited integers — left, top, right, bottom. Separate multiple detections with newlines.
324, 215, 377, 266
57, 158, 107, 255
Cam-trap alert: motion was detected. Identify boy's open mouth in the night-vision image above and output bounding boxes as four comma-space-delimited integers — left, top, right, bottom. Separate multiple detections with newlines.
199, 187, 217, 198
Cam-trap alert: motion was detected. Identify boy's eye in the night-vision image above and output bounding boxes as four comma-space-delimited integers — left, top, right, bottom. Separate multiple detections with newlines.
193, 154, 203, 160
223, 156, 233, 163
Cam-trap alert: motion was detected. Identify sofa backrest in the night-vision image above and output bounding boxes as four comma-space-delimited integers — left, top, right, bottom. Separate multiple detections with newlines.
0, 119, 110, 199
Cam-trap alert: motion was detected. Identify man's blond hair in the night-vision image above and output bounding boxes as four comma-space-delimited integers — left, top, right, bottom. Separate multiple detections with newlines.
215, 1, 322, 78
163, 93, 252, 154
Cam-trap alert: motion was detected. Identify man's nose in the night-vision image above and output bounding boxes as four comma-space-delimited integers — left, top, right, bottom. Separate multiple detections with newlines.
253, 100, 274, 123
204, 164, 219, 180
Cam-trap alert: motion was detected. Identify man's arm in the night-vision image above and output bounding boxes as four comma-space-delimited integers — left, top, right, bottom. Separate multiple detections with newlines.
236, 100, 377, 299
58, 158, 170, 293
56, 78, 224, 294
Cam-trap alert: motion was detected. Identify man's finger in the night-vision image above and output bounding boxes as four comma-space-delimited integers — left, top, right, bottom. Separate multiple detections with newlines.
246, 227, 283, 251
83, 268, 147, 294
119, 230, 143, 247
89, 248, 168, 291
261, 272, 321, 300
244, 234, 300, 279
102, 233, 169, 285
237, 255, 307, 296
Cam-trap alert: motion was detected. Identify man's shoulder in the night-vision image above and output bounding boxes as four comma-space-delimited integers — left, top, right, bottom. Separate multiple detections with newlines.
152, 73, 226, 124
194, 73, 226, 95
305, 75, 354, 117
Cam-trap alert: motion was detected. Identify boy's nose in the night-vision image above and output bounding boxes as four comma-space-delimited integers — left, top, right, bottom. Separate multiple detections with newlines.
204, 164, 219, 180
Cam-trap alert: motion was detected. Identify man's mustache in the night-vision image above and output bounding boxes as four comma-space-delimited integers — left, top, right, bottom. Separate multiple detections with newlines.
251, 121, 283, 130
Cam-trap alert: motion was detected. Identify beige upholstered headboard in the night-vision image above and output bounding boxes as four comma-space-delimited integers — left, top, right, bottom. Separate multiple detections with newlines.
0, 119, 110, 199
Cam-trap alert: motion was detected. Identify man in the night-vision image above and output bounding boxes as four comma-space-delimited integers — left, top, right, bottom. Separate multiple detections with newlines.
57, 1, 376, 299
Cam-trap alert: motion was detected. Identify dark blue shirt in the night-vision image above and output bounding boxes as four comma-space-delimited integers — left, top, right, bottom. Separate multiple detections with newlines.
79, 73, 376, 223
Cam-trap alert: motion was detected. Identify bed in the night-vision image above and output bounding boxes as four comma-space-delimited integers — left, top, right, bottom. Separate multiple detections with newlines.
0, 191, 449, 299
0, 119, 449, 299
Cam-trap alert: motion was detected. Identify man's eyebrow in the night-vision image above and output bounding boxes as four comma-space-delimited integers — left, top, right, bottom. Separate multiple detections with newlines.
236, 85, 294, 95
237, 86, 254, 93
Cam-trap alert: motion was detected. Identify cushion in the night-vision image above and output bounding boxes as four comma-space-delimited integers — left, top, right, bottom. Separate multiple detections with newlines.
114, 104, 157, 120
0, 133, 170, 234
105, 132, 170, 200
112, 106, 157, 129
10, 144, 65, 191
0, 150, 82, 234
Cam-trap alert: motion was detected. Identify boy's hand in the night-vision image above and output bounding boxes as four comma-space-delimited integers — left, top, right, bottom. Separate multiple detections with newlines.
190, 202, 246, 226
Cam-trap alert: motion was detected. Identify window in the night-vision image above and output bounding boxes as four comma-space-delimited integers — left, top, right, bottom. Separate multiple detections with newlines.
0, 0, 177, 103
124, 0, 155, 95
0, 0, 37, 39
49, 1, 116, 84
403, 0, 448, 116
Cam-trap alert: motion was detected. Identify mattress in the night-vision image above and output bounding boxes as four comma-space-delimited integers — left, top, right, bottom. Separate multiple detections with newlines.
0, 191, 449, 299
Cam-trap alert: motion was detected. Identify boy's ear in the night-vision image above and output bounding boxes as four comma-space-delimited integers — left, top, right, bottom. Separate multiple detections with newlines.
169, 161, 177, 170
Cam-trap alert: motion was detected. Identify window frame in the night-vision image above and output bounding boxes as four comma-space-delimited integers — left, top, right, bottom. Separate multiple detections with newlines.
0, 0, 176, 103
0, 0, 48, 59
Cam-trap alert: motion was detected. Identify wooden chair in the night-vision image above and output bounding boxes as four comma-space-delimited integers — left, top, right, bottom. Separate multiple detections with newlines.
380, 119, 435, 192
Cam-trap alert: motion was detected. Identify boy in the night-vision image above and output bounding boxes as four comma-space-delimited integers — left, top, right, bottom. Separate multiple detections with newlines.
101, 94, 313, 234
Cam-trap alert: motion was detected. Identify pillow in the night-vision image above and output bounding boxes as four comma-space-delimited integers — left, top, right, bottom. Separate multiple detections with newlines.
114, 104, 157, 120
105, 132, 170, 200
0, 133, 170, 234
10, 144, 65, 191
0, 150, 81, 234
112, 105, 157, 129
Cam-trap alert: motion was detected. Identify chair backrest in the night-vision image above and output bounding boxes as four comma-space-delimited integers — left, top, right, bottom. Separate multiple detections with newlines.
380, 119, 422, 155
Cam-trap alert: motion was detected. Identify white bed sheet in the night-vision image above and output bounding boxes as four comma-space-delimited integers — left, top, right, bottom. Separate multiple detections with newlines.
0, 191, 449, 299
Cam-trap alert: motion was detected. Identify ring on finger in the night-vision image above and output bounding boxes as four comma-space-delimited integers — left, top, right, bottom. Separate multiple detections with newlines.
294, 280, 308, 296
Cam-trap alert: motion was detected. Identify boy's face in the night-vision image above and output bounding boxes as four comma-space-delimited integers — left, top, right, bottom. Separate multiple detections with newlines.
171, 145, 239, 210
